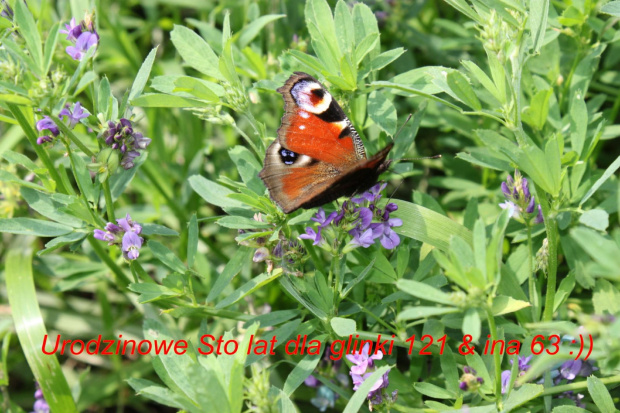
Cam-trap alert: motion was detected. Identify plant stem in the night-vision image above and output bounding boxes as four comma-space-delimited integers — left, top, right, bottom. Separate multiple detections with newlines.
102, 179, 116, 223
89, 236, 130, 288
486, 306, 503, 409
535, 184, 558, 322
526, 224, 539, 321
541, 374, 620, 396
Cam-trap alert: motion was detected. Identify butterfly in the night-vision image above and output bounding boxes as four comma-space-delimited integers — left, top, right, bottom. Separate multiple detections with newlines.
259, 72, 394, 214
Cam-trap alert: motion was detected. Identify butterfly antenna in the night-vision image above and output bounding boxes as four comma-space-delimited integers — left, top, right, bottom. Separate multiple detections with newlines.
391, 113, 413, 142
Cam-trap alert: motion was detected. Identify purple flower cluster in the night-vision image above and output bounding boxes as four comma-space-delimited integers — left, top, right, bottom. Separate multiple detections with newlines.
459, 366, 484, 392
499, 170, 543, 224
501, 355, 532, 394
101, 118, 151, 169
35, 102, 89, 144
31, 383, 49, 413
553, 358, 597, 408
93, 213, 144, 260
346, 343, 396, 408
60, 16, 99, 61
300, 183, 402, 251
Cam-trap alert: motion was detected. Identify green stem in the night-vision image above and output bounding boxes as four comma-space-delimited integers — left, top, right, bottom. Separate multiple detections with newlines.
88, 236, 130, 288
53, 119, 97, 158
535, 184, 558, 322
7, 104, 68, 194
486, 306, 503, 409
102, 179, 116, 223
541, 374, 620, 396
526, 224, 539, 321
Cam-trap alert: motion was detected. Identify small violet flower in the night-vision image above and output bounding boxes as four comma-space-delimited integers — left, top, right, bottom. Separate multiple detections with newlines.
32, 382, 50, 413
501, 356, 533, 394
36, 116, 59, 137
347, 343, 395, 408
499, 170, 544, 224
62, 15, 99, 61
59, 102, 89, 128
93, 213, 144, 261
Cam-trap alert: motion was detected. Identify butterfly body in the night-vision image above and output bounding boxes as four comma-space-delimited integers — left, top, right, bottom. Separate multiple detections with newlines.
259, 72, 393, 213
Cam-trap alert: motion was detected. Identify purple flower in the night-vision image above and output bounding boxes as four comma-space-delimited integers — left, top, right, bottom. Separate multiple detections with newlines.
94, 214, 144, 261
372, 216, 402, 249
122, 231, 143, 260
59, 102, 89, 128
60, 17, 82, 41
559, 359, 583, 381
121, 150, 141, 170
36, 116, 59, 136
299, 227, 323, 246
535, 205, 544, 224
351, 182, 386, 204
346, 343, 383, 375
253, 247, 269, 263
101, 118, 150, 170
311, 208, 337, 228
32, 382, 49, 413
499, 171, 543, 224
501, 370, 512, 394
36, 135, 54, 145
459, 366, 484, 392
349, 227, 376, 248
304, 374, 320, 388
66, 31, 98, 61
515, 355, 532, 372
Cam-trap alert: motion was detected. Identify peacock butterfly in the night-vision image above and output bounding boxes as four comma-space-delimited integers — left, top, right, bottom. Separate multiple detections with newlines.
259, 72, 393, 213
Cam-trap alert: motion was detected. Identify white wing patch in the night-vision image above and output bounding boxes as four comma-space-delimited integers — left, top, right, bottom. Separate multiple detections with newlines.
291, 80, 332, 114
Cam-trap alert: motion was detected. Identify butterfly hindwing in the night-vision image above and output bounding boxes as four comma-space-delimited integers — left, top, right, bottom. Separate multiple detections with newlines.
259, 72, 392, 213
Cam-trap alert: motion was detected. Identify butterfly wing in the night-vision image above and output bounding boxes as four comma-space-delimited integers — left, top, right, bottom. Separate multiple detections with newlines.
259, 72, 391, 213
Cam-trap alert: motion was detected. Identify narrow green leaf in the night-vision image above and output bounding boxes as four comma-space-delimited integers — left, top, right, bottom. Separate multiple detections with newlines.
492, 296, 531, 315
43, 22, 60, 74
237, 14, 285, 49
6, 243, 78, 412
463, 308, 481, 342
128, 47, 158, 103
215, 272, 281, 309
368, 91, 397, 136
148, 240, 187, 273
131, 93, 212, 108
283, 350, 323, 396
601, 1, 620, 16
580, 155, 620, 205
413, 382, 455, 399
396, 306, 459, 321
578, 209, 609, 231
587, 376, 615, 412
170, 25, 222, 80
330, 317, 356, 337
503, 384, 544, 411
14, 0, 43, 74
189, 175, 245, 209
446, 71, 481, 110
0, 218, 73, 237
396, 279, 454, 305
529, 0, 549, 53
207, 247, 252, 302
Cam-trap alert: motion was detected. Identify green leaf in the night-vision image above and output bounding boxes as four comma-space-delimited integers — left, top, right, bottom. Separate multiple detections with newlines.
391, 199, 472, 251
14, 0, 43, 75
305, 0, 341, 73
446, 71, 481, 110
189, 175, 244, 210
492, 296, 531, 315
129, 283, 182, 303
70, 152, 98, 204
587, 376, 615, 412
569, 91, 588, 157
522, 88, 552, 130
148, 240, 187, 273
43, 22, 60, 74
330, 317, 356, 337
396, 306, 459, 321
215, 271, 281, 309
463, 308, 481, 342
529, 0, 549, 53
503, 384, 544, 411
128, 47, 158, 104
141, 223, 179, 236
413, 382, 455, 399
368, 91, 397, 136
228, 146, 264, 194
461, 60, 501, 102
334, 0, 355, 55
343, 366, 391, 413
128, 378, 197, 411
237, 14, 285, 49
365, 48, 405, 73
207, 247, 252, 302
131, 93, 212, 108
20, 187, 84, 228
396, 279, 454, 305
170, 25, 222, 80
98, 77, 112, 119
580, 155, 620, 205
578, 209, 609, 231
217, 216, 270, 230
6, 244, 78, 412
601, 1, 620, 16
354, 33, 379, 65
0, 218, 73, 237
282, 350, 323, 396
